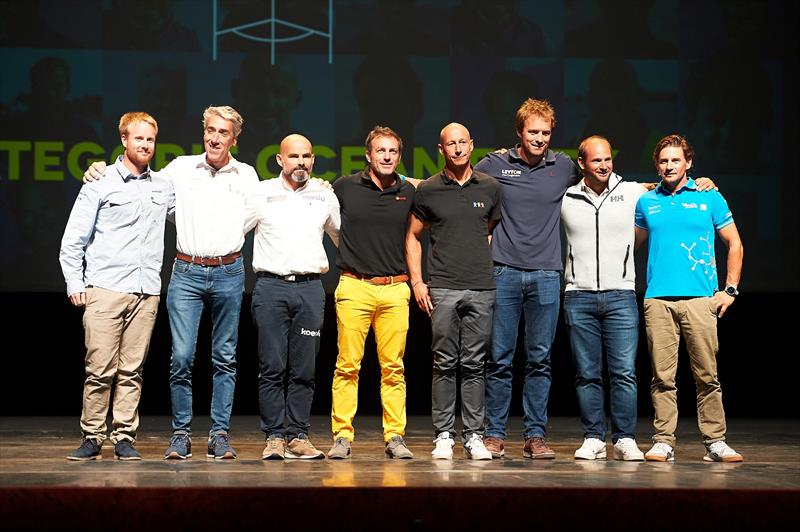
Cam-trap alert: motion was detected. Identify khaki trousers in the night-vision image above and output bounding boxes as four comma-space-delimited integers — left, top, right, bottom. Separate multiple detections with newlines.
81, 287, 159, 444
643, 297, 727, 446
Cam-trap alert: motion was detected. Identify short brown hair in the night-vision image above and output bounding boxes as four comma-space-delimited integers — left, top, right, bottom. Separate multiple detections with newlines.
203, 105, 244, 138
118, 112, 158, 136
577, 135, 610, 161
515, 98, 556, 132
652, 134, 694, 166
365, 125, 403, 154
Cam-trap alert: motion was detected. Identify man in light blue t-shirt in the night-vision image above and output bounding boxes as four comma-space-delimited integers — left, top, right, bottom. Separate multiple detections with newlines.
634, 134, 744, 463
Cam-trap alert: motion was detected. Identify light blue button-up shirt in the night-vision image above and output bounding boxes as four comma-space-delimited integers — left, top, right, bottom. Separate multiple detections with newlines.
59, 156, 176, 296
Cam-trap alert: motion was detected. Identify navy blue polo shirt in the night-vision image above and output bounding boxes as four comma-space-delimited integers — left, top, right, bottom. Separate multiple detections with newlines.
412, 169, 502, 290
474, 147, 580, 271
333, 169, 415, 277
635, 177, 735, 298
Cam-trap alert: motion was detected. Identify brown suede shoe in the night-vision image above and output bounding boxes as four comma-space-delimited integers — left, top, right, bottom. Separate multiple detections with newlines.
484, 436, 505, 458
523, 437, 555, 459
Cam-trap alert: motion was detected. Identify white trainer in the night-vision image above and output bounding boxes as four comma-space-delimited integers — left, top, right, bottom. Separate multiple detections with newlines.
645, 442, 675, 462
613, 438, 645, 461
431, 432, 454, 460
704, 441, 743, 463
464, 433, 493, 460
574, 437, 607, 460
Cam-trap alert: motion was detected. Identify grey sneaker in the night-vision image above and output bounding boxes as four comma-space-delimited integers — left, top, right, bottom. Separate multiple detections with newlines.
385, 436, 414, 459
114, 440, 142, 461
262, 436, 286, 460
286, 435, 325, 459
164, 432, 192, 460
207, 431, 237, 460
327, 437, 352, 459
67, 438, 102, 461
704, 441, 743, 463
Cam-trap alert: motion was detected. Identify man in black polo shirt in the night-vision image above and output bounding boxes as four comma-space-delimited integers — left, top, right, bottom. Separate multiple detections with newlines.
327, 125, 419, 459
406, 123, 501, 460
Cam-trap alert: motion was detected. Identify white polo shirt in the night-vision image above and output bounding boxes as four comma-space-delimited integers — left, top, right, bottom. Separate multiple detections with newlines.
247, 175, 340, 275
560, 173, 647, 291
162, 153, 259, 258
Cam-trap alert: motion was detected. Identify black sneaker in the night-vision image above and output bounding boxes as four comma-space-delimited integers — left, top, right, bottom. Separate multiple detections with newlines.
67, 438, 102, 461
207, 431, 237, 460
114, 440, 142, 461
164, 432, 192, 460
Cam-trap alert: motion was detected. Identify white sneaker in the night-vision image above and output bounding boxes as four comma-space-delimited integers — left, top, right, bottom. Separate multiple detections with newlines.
613, 438, 645, 461
645, 442, 675, 462
704, 441, 743, 463
464, 433, 492, 460
574, 437, 607, 460
431, 432, 454, 460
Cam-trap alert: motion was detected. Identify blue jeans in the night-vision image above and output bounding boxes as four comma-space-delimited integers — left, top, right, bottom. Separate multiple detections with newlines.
251, 276, 325, 440
563, 290, 638, 442
167, 257, 244, 435
485, 266, 561, 439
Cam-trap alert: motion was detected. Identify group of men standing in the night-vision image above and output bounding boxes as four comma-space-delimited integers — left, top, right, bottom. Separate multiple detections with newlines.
59, 98, 744, 464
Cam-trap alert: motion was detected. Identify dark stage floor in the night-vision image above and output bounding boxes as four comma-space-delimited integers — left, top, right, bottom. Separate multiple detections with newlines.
1, 416, 798, 530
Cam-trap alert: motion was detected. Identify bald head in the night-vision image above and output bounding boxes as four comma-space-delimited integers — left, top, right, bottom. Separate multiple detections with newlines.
438, 122, 474, 171
277, 133, 314, 185
439, 122, 470, 144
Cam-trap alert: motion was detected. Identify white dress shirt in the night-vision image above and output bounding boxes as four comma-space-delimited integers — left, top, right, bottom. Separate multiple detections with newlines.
162, 153, 260, 257
247, 175, 340, 275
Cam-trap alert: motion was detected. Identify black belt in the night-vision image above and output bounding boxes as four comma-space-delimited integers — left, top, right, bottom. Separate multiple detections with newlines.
257, 271, 320, 282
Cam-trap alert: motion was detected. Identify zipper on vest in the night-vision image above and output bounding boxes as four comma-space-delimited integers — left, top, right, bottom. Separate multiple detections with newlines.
569, 245, 575, 279
623, 244, 630, 278
595, 210, 600, 290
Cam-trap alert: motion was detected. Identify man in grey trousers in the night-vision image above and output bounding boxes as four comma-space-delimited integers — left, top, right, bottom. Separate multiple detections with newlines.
406, 123, 502, 460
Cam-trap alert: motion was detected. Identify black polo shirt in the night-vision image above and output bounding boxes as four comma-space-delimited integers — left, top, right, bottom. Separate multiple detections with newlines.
333, 169, 415, 277
412, 169, 502, 290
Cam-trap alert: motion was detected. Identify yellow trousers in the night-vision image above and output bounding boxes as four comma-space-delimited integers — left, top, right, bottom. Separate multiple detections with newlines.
331, 275, 409, 442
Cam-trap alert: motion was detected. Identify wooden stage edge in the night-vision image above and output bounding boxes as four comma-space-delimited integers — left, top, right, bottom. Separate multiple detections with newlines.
1, 416, 799, 531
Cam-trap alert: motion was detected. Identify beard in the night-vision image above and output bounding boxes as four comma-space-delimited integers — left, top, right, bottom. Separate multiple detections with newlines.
290, 169, 309, 183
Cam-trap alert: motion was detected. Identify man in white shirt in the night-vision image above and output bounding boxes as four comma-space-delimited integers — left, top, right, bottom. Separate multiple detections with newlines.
84, 106, 259, 461
246, 134, 340, 460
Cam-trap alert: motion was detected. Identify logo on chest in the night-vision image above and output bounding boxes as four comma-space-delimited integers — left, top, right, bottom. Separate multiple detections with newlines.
609, 194, 624, 203
473, 201, 486, 208
501, 169, 522, 176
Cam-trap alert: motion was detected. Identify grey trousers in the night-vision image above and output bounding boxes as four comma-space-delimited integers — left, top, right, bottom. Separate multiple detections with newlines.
429, 288, 495, 443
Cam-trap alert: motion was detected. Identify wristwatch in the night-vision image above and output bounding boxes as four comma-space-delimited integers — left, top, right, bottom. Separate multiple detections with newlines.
724, 285, 739, 297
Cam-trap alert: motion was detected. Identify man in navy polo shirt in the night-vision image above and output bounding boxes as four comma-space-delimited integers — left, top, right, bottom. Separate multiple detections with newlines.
635, 134, 744, 463
406, 123, 501, 460
475, 98, 580, 459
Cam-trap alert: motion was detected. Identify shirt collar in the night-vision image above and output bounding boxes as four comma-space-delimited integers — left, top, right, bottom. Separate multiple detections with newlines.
508, 145, 556, 167
114, 155, 151, 182
657, 176, 696, 196
359, 167, 402, 191
440, 166, 476, 185
197, 153, 240, 175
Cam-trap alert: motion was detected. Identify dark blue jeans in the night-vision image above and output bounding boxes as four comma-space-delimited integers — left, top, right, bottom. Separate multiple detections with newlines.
251, 276, 325, 440
167, 257, 245, 435
563, 290, 639, 442
485, 266, 561, 440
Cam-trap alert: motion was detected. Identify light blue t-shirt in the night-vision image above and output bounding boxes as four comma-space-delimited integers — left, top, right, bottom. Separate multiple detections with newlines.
634, 178, 734, 298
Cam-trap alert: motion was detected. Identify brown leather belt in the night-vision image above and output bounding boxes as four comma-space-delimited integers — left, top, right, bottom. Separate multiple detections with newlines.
341, 271, 409, 285
176, 251, 242, 267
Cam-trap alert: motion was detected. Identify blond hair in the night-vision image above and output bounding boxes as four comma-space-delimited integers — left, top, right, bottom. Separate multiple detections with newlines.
118, 112, 158, 136
515, 98, 556, 132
